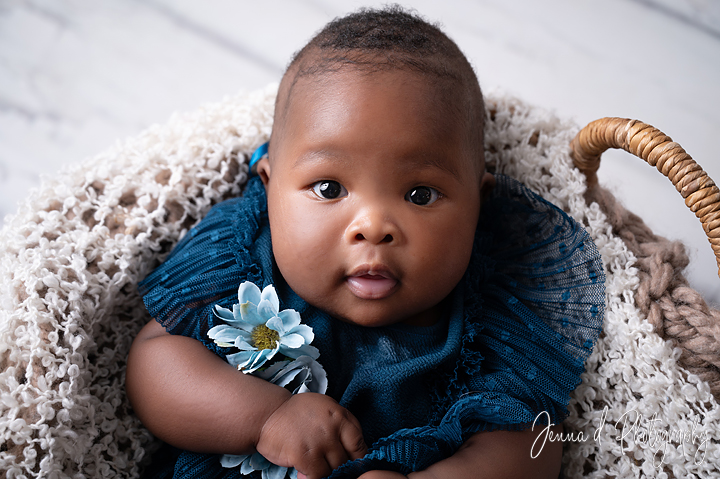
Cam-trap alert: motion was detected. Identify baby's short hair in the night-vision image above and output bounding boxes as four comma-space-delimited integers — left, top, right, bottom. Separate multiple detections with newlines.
274, 5, 485, 156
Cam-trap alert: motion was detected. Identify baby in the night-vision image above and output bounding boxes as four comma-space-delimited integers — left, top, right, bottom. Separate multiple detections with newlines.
126, 6, 605, 479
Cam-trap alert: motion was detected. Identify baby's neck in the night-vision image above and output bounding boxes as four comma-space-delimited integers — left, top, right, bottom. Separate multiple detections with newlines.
398, 301, 445, 327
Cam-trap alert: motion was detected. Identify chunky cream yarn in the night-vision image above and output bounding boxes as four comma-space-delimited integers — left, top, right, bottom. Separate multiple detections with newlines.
1, 85, 718, 478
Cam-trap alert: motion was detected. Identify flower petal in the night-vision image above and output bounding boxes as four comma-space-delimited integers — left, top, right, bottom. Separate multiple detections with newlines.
264, 464, 288, 479
288, 323, 314, 344
213, 305, 234, 322
240, 454, 257, 474
278, 309, 301, 331
273, 367, 305, 390
260, 285, 280, 313
220, 454, 248, 468
279, 333, 305, 349
226, 350, 255, 369
255, 360, 290, 382
283, 357, 314, 393
265, 315, 286, 335
225, 304, 253, 330
307, 357, 328, 394
277, 360, 312, 394
257, 299, 277, 321
234, 338, 255, 351
249, 452, 271, 470
240, 301, 265, 326
238, 281, 262, 306
243, 347, 279, 374
207, 325, 242, 347
243, 357, 266, 374
281, 344, 319, 360
264, 346, 281, 362
262, 356, 327, 395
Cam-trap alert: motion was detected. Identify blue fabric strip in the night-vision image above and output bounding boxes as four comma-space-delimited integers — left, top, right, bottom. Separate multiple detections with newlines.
248, 142, 269, 172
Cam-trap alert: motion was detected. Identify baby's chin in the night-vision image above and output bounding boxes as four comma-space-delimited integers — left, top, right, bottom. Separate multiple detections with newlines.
290, 278, 448, 327
315, 298, 444, 328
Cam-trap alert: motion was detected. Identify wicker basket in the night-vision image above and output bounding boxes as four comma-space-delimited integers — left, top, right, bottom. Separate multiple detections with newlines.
570, 115, 720, 396
572, 118, 720, 274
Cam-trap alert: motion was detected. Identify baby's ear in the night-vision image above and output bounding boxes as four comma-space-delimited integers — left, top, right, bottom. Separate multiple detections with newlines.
256, 157, 271, 186
479, 171, 495, 204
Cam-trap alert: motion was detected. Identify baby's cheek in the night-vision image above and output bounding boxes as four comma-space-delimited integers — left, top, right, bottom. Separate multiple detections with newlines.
419, 224, 474, 290
273, 226, 338, 292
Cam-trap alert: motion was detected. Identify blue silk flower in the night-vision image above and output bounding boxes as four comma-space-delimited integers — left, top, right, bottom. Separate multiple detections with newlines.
208, 281, 328, 479
208, 281, 319, 373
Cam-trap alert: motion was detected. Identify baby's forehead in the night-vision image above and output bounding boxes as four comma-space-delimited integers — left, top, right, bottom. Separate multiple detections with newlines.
273, 92, 477, 187
270, 59, 485, 175
276, 66, 470, 136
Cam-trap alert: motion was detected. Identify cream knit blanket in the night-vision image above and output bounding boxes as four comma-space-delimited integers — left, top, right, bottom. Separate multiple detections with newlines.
1, 85, 718, 478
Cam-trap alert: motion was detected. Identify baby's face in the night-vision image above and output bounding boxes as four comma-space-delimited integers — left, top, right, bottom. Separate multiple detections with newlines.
259, 69, 491, 327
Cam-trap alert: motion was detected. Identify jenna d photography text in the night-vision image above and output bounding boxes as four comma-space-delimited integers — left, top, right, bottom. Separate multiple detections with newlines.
531, 408, 711, 469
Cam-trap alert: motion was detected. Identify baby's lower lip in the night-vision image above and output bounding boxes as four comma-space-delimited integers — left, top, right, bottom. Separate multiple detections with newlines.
346, 275, 398, 300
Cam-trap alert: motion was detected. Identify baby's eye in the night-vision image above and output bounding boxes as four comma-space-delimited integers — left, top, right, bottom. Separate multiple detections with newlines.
312, 180, 348, 199
405, 186, 440, 206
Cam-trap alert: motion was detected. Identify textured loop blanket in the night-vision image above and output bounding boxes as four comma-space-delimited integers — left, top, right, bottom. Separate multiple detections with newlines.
1, 84, 718, 478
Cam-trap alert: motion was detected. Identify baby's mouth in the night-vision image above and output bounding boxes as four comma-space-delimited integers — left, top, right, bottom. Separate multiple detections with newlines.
346, 266, 398, 300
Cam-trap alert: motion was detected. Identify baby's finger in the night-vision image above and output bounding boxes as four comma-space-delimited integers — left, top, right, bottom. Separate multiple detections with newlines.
297, 454, 332, 479
324, 446, 351, 471
339, 420, 367, 460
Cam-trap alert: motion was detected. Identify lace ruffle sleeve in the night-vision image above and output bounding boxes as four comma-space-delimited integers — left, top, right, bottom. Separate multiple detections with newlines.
138, 177, 271, 356
462, 174, 605, 424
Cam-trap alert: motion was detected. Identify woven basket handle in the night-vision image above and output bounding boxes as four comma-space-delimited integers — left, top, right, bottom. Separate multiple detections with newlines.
570, 117, 720, 277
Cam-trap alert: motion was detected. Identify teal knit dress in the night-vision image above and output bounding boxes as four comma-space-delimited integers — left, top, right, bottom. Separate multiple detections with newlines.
139, 174, 605, 478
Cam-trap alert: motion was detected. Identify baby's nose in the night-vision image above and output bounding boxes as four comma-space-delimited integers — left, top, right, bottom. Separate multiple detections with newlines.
355, 231, 394, 244
346, 207, 400, 245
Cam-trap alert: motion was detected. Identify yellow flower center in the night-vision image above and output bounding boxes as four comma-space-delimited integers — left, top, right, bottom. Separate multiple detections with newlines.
251, 324, 280, 350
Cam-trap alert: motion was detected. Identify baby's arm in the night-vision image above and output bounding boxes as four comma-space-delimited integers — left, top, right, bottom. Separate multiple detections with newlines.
126, 319, 367, 478
357, 425, 563, 479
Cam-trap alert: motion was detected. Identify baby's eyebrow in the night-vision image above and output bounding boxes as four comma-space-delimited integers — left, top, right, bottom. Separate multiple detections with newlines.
292, 150, 338, 169
292, 149, 462, 179
409, 154, 461, 180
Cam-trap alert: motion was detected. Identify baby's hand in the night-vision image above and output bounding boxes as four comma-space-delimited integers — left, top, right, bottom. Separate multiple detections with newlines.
257, 393, 367, 479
